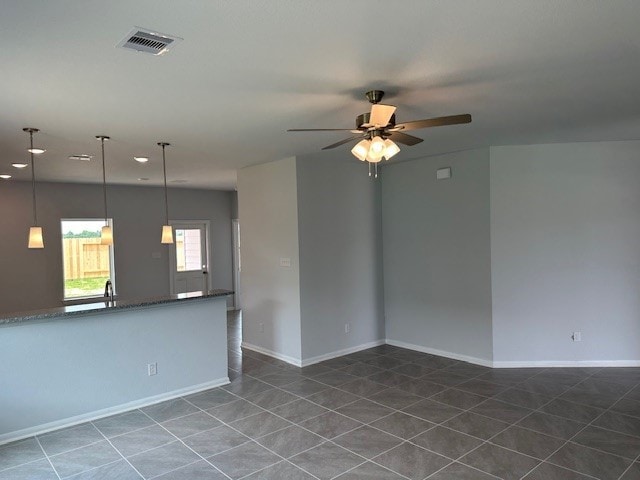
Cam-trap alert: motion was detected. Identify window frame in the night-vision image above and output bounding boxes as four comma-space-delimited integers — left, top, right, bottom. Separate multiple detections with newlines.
60, 218, 116, 304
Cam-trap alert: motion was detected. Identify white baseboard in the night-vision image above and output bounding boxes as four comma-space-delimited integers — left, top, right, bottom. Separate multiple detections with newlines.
493, 360, 640, 368
242, 339, 387, 368
301, 339, 386, 367
385, 339, 493, 367
385, 339, 640, 368
242, 342, 303, 367
0, 377, 229, 446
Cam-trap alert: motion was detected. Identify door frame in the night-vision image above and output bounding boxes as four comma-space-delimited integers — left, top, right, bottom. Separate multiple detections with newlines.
168, 220, 212, 295
231, 219, 241, 310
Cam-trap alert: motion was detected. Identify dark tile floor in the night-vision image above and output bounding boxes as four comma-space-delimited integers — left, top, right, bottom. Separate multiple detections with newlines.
2, 311, 640, 479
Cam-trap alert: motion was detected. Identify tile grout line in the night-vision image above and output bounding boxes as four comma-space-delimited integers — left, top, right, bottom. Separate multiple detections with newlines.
617, 451, 640, 480
144, 458, 216, 480
60, 458, 126, 480
34, 435, 62, 480
424, 461, 503, 480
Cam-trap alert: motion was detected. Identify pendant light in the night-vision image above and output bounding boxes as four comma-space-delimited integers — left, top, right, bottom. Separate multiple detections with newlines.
24, 128, 44, 249
96, 135, 113, 245
158, 142, 174, 244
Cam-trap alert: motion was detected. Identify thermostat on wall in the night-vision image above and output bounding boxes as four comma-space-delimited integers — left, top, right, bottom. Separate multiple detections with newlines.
436, 167, 452, 180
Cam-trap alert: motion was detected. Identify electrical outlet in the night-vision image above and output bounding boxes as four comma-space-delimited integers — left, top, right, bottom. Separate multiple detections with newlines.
571, 332, 582, 342
345, 323, 350, 334
147, 362, 157, 376
259, 322, 264, 333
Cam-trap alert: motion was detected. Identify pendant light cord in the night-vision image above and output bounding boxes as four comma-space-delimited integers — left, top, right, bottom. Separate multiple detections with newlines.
100, 137, 108, 224
161, 143, 169, 224
29, 131, 37, 226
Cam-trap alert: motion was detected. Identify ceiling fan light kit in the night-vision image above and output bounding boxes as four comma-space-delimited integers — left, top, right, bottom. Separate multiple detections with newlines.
288, 90, 472, 177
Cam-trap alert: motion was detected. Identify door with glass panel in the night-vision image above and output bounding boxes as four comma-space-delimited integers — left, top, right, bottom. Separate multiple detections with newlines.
169, 222, 210, 294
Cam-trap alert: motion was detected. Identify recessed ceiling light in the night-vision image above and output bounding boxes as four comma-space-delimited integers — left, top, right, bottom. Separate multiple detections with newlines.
138, 177, 149, 181
28, 148, 45, 154
134, 157, 149, 163
0, 174, 12, 179
12, 163, 28, 168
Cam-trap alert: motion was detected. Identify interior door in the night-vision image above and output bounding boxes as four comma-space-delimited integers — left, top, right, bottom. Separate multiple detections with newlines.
170, 222, 209, 294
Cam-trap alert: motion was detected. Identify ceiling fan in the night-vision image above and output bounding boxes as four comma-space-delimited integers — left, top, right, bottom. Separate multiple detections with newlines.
288, 90, 471, 176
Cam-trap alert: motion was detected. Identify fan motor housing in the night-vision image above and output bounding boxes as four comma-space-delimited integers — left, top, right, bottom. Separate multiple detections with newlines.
356, 112, 396, 129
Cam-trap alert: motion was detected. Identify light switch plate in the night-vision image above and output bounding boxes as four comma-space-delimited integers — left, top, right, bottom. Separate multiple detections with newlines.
280, 257, 291, 267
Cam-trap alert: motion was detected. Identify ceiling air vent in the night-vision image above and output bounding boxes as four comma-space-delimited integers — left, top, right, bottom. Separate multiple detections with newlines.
117, 28, 182, 56
68, 154, 93, 161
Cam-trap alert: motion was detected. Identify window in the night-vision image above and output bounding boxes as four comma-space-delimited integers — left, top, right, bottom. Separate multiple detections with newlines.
61, 219, 115, 300
175, 228, 203, 272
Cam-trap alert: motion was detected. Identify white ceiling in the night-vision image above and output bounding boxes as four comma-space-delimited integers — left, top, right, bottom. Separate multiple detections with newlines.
1, 0, 640, 190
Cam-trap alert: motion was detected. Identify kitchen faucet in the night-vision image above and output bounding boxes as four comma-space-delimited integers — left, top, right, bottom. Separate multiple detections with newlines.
104, 280, 114, 303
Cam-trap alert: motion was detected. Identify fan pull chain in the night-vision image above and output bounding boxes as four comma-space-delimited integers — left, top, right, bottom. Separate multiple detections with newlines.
368, 163, 372, 177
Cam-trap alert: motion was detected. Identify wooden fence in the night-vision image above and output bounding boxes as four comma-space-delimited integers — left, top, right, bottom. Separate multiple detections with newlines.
63, 238, 110, 280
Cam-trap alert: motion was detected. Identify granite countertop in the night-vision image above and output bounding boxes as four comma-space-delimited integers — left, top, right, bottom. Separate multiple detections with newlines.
0, 289, 234, 327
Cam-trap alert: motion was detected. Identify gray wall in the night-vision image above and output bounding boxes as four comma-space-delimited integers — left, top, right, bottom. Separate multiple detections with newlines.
296, 152, 385, 362
0, 297, 228, 440
491, 143, 640, 363
0, 181, 233, 313
382, 148, 494, 363
237, 157, 302, 362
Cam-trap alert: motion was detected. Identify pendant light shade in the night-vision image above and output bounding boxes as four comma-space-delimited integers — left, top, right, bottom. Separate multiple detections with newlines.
370, 136, 385, 155
28, 226, 44, 249
383, 139, 400, 160
101, 226, 113, 245
158, 142, 174, 244
23, 128, 44, 249
351, 139, 371, 162
161, 225, 174, 244
96, 136, 113, 245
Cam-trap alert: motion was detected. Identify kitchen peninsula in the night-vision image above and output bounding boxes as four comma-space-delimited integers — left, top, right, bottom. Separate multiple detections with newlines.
0, 289, 232, 444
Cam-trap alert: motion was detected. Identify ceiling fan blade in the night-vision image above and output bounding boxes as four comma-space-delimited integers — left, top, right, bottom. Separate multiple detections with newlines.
321, 136, 363, 150
369, 104, 397, 127
396, 114, 472, 131
388, 131, 424, 146
287, 128, 356, 132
